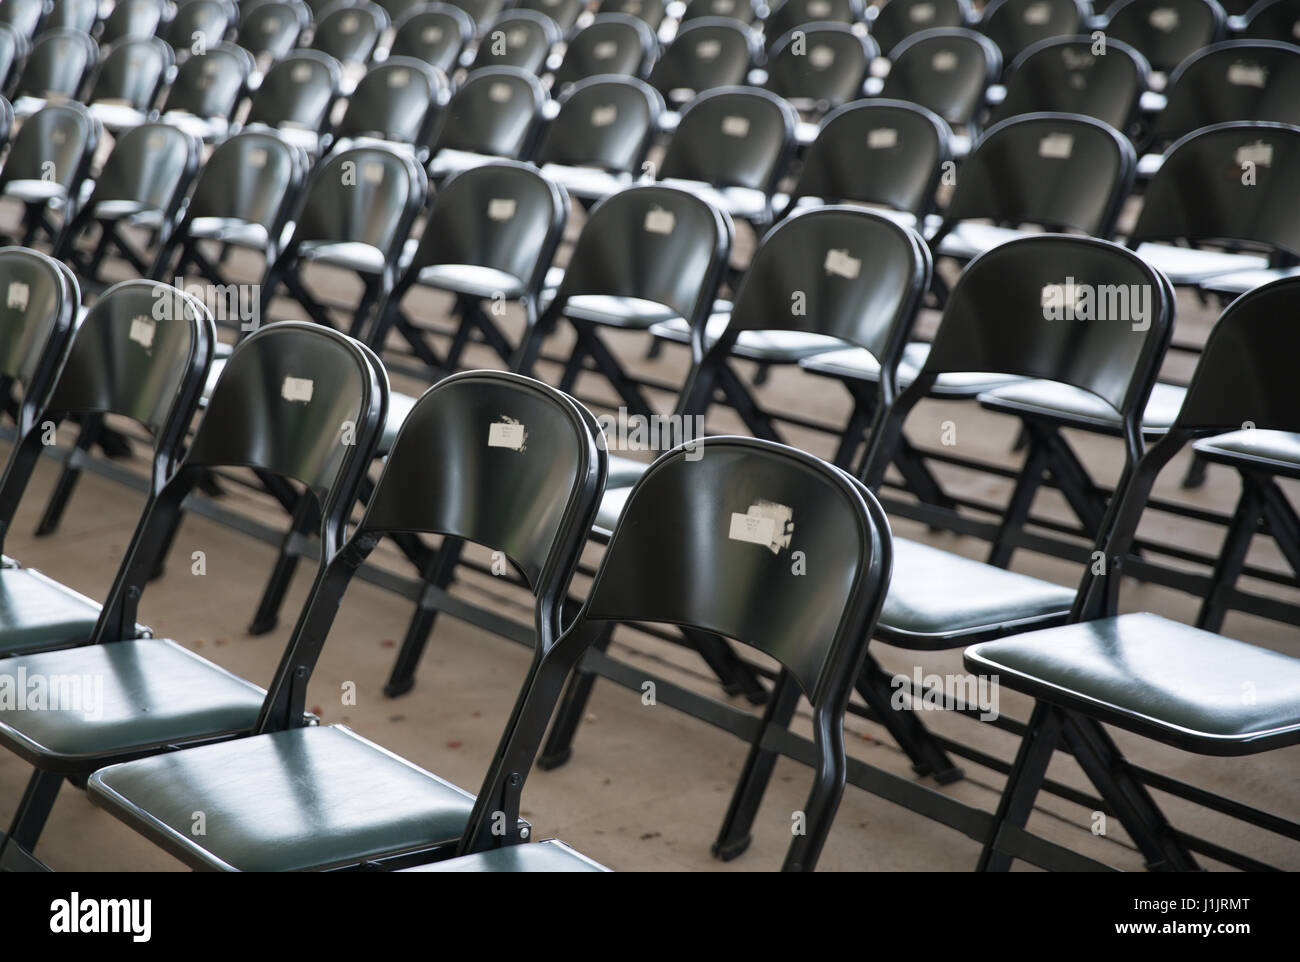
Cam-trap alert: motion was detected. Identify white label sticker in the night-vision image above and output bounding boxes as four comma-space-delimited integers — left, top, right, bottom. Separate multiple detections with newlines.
488, 197, 517, 221
249, 147, 268, 169
129, 315, 156, 349
363, 162, 385, 184
1292, 19, 1300, 39
909, 2, 935, 21
339, 13, 359, 34
591, 104, 619, 127
7, 282, 29, 310
644, 206, 676, 234
1236, 140, 1274, 167
1023, 1, 1051, 23
729, 512, 776, 548
593, 40, 619, 59
715, 0, 735, 11
489, 82, 513, 102
1039, 132, 1074, 159
729, 499, 794, 554
825, 248, 861, 279
809, 45, 836, 69
508, 28, 529, 46
282, 376, 314, 403
1227, 61, 1268, 87
488, 420, 526, 449
931, 50, 958, 72
868, 126, 898, 149
808, 0, 832, 15
1148, 7, 1179, 30
721, 114, 750, 137
422, 25, 444, 42
292, 63, 313, 83
696, 39, 722, 59
388, 68, 411, 88
264, 17, 281, 32
149, 132, 167, 150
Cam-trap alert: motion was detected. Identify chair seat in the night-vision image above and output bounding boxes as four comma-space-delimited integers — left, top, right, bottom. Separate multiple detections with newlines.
936, 223, 1035, 261
1198, 266, 1300, 298
381, 390, 418, 454
189, 217, 271, 250
416, 264, 527, 301
93, 200, 164, 224
298, 240, 388, 275
964, 612, 1300, 755
88, 101, 148, 132
564, 295, 680, 329
88, 725, 481, 871
3, 179, 68, 204
0, 567, 102, 656
1136, 151, 1163, 178
1133, 243, 1269, 285
798, 341, 1026, 398
162, 111, 230, 142
607, 453, 649, 487
0, 638, 266, 771
593, 484, 632, 536
401, 838, 610, 872
429, 148, 498, 179
1193, 428, 1300, 477
648, 311, 845, 362
978, 380, 1186, 436
878, 538, 1074, 647
658, 178, 770, 221
267, 122, 323, 155
539, 163, 631, 201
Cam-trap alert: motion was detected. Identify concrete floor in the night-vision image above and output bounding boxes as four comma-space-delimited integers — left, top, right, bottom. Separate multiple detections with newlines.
0, 204, 1298, 872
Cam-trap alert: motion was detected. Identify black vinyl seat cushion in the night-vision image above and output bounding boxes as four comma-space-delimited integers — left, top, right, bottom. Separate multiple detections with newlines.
1192, 428, 1300, 478
400, 838, 610, 872
1132, 242, 1269, 285
88, 725, 482, 871
978, 380, 1186, 436
1198, 265, 1300, 298
649, 310, 847, 362
0, 639, 266, 770
965, 612, 1300, 755
0, 567, 102, 656
799, 341, 1026, 398
414, 264, 528, 301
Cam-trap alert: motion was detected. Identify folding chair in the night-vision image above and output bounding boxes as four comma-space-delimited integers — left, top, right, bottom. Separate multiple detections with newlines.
162, 0, 239, 56
517, 0, 589, 35
1128, 120, 1300, 293
0, 319, 386, 872
10, 27, 98, 117
764, 22, 877, 114
99, 0, 170, 46
512, 184, 732, 424
469, 8, 563, 73
425, 66, 545, 180
0, 22, 27, 94
880, 29, 998, 147
83, 36, 176, 134
868, 0, 974, 54
600, 0, 670, 31
533, 75, 663, 203
368, 160, 568, 377
1098, 0, 1226, 76
0, 0, 46, 39
374, 0, 436, 23
37, 0, 99, 35
682, 0, 761, 23
242, 48, 343, 155
551, 13, 658, 89
647, 17, 757, 106
763, 0, 867, 49
388, 2, 475, 72
330, 57, 446, 150
53, 122, 202, 284
444, 0, 510, 32
155, 41, 255, 142
989, 34, 1149, 132
965, 277, 1300, 871
309, 1, 389, 74
87, 369, 606, 872
0, 102, 100, 247
1238, 0, 1300, 40
236, 0, 311, 66
978, 0, 1088, 66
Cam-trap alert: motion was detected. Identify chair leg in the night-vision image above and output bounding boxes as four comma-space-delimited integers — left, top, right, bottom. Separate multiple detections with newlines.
987, 433, 1052, 568
679, 627, 768, 704
383, 538, 464, 698
892, 437, 958, 512
34, 414, 104, 536
536, 622, 616, 770
977, 701, 1063, 871
855, 655, 963, 784
712, 669, 803, 860
1195, 483, 1261, 632
248, 492, 318, 635
0, 769, 62, 870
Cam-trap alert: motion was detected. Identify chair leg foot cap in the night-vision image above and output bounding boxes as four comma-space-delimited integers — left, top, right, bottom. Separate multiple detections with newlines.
712, 835, 752, 861
383, 677, 415, 698
537, 747, 572, 770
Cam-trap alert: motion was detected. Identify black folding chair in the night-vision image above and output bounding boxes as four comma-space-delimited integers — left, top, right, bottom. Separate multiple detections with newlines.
84, 35, 176, 134
388, 2, 474, 72
880, 27, 1001, 149
764, 0, 867, 47
600, 0, 669, 31
0, 319, 385, 872
88, 370, 606, 872
551, 13, 657, 89
0, 22, 27, 94
978, 0, 1088, 66
162, 0, 239, 55
869, 0, 974, 53
0, 102, 100, 247
0, 0, 46, 39
517, 0, 587, 34
764, 22, 876, 114
330, 57, 446, 150
10, 27, 97, 116
470, 8, 562, 73
369, 160, 568, 376
533, 74, 663, 203
965, 277, 1300, 871
1238, 0, 1300, 40
425, 65, 545, 180
99, 0, 168, 46
38, 0, 99, 35
648, 17, 756, 106
989, 34, 1149, 132
53, 122, 202, 284
156, 41, 254, 142
1098, 0, 1226, 76
242, 48, 343, 155
237, 0, 311, 66
444, 0, 510, 31
309, 1, 389, 73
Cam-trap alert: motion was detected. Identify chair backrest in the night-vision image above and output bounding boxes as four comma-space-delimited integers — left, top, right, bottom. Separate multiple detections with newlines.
430, 65, 545, 158
788, 99, 950, 216
1100, 0, 1225, 74
40, 0, 99, 34
445, 0, 509, 29
178, 130, 307, 247
14, 28, 97, 100
553, 13, 657, 88
648, 16, 755, 102
237, 0, 310, 62
765, 22, 876, 109
683, 0, 760, 23
881, 27, 1001, 133
659, 86, 798, 194
471, 9, 562, 72
374, 0, 432, 21
285, 144, 427, 260
0, 22, 26, 91
86, 122, 202, 215
870, 0, 974, 53
87, 36, 174, 111
765, 0, 867, 44
0, 95, 11, 147
1150, 40, 1300, 147
1240, 0, 1300, 41
0, 0, 46, 38
935, 112, 1135, 243
162, 41, 252, 119
246, 48, 342, 132
534, 75, 662, 173
0, 101, 99, 193
862, 234, 1174, 488
517, 0, 587, 33
389, 3, 474, 71
100, 0, 168, 45
1130, 121, 1300, 259
164, 0, 238, 53
403, 160, 568, 298
334, 57, 444, 145
601, 0, 669, 29
991, 34, 1149, 131
310, 1, 388, 65
979, 0, 1088, 65
0, 247, 79, 440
